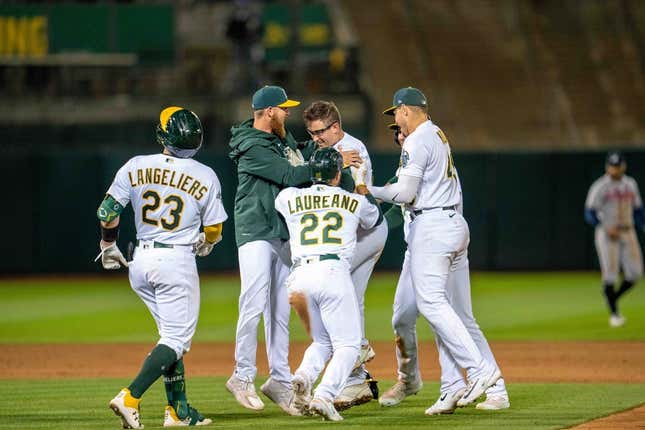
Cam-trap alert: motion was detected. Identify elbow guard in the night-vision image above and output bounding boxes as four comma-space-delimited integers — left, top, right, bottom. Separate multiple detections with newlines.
97, 194, 124, 223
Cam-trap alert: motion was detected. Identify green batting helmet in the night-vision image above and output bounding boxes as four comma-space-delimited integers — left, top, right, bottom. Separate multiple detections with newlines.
309, 147, 343, 184
156, 106, 203, 158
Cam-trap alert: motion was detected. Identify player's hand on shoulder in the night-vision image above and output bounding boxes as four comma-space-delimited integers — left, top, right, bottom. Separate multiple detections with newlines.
96, 240, 128, 270
338, 145, 362, 168
353, 162, 369, 187
194, 232, 221, 257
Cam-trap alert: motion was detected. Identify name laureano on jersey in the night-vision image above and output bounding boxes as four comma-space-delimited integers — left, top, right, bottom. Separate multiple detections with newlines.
285, 189, 360, 215
128, 167, 208, 201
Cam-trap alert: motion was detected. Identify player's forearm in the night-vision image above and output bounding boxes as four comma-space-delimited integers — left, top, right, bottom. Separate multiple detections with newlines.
634, 206, 645, 230
204, 223, 223, 243
356, 185, 383, 227
240, 146, 312, 186
368, 175, 419, 204
584, 208, 600, 227
339, 167, 355, 192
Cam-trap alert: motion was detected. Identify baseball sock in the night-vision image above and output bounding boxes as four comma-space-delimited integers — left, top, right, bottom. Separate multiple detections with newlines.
602, 283, 617, 315
163, 358, 189, 417
614, 280, 634, 300
128, 344, 177, 398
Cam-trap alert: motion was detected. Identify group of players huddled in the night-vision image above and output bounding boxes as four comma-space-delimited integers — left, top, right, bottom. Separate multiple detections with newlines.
97, 85, 642, 428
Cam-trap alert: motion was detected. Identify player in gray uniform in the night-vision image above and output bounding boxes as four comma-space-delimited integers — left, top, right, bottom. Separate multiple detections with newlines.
303, 101, 385, 410
99, 107, 227, 428
585, 151, 644, 327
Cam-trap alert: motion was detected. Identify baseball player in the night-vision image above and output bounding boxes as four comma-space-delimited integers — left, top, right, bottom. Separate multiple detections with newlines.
585, 151, 644, 327
303, 101, 385, 410
380, 123, 509, 412
227, 86, 355, 414
274, 147, 382, 421
368, 87, 501, 414
100, 107, 227, 428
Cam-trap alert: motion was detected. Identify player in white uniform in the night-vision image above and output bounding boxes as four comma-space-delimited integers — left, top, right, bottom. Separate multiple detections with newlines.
99, 107, 227, 428
379, 124, 510, 412
368, 88, 501, 414
303, 101, 385, 409
585, 151, 644, 327
274, 147, 382, 421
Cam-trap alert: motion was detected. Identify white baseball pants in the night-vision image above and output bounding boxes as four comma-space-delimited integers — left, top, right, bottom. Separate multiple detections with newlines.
407, 209, 490, 380
234, 239, 292, 385
128, 244, 200, 360
288, 259, 361, 401
392, 240, 507, 396
351, 220, 388, 345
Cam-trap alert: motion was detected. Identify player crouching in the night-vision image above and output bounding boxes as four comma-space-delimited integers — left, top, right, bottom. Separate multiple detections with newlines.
274, 148, 382, 420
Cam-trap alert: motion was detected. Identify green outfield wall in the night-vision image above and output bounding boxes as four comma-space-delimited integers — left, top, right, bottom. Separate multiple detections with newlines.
2, 150, 644, 273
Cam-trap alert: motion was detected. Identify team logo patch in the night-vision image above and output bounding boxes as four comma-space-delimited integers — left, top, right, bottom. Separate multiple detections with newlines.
401, 150, 410, 168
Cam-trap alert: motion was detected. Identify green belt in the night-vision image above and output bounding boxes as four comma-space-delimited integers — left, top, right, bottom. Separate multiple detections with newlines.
136, 240, 174, 249
293, 253, 340, 268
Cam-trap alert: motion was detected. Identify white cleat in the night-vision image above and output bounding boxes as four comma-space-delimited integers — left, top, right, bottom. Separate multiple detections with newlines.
457, 368, 502, 407
352, 344, 376, 370
334, 381, 374, 411
260, 377, 301, 416
424, 387, 466, 416
379, 379, 423, 407
476, 394, 510, 410
109, 388, 144, 429
163, 405, 212, 427
226, 375, 265, 411
310, 397, 343, 421
609, 314, 626, 328
292, 373, 313, 415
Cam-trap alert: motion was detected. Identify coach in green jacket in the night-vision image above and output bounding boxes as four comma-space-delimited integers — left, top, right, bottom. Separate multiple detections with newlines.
226, 85, 355, 415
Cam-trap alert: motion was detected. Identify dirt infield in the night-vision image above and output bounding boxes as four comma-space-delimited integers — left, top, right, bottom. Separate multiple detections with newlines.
2, 341, 643, 428
2, 341, 644, 382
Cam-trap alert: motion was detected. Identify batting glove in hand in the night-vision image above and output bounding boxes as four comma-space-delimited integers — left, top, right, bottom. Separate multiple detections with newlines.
95, 241, 128, 270
194, 232, 221, 257
353, 162, 369, 187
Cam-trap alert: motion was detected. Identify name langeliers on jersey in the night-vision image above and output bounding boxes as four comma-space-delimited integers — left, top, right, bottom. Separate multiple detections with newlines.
286, 190, 359, 215
128, 167, 208, 200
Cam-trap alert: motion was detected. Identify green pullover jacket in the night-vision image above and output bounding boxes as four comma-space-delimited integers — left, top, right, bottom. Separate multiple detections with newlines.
229, 119, 355, 247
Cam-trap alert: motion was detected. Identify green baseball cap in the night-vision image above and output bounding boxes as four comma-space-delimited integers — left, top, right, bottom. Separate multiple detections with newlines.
252, 85, 300, 110
383, 87, 428, 115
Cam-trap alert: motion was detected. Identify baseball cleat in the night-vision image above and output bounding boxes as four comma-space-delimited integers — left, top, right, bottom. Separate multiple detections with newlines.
109, 388, 144, 429
260, 377, 301, 416
425, 387, 467, 416
378, 379, 423, 407
457, 368, 502, 407
310, 397, 343, 421
163, 405, 212, 427
476, 394, 510, 410
292, 373, 313, 415
609, 314, 626, 327
334, 380, 374, 411
225, 375, 265, 411
352, 344, 376, 370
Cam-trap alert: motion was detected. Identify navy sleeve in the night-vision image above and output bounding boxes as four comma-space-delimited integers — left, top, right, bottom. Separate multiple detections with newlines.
584, 208, 600, 226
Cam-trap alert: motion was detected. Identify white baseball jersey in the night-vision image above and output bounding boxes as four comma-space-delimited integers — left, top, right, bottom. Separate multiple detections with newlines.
398, 119, 461, 210
333, 132, 373, 186
107, 153, 228, 244
275, 185, 380, 264
585, 174, 642, 228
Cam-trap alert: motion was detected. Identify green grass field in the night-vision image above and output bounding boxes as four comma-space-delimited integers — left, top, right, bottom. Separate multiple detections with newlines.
1, 272, 644, 429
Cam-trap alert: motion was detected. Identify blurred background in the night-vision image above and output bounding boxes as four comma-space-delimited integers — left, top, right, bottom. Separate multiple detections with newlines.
1, 0, 644, 273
